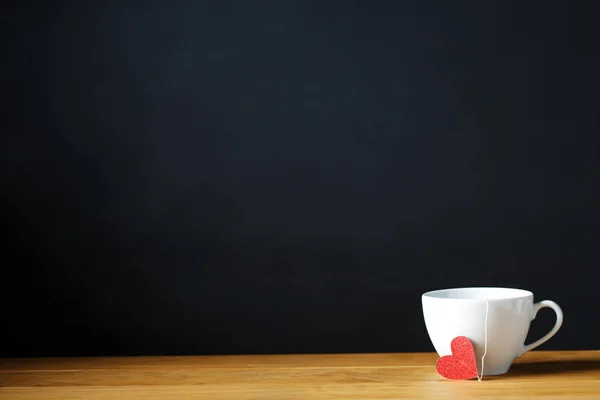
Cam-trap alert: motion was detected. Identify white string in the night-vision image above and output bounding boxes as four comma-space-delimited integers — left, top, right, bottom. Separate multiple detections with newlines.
478, 298, 489, 381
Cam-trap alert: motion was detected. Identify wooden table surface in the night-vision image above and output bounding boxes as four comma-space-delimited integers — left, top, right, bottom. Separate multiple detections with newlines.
1, 351, 599, 399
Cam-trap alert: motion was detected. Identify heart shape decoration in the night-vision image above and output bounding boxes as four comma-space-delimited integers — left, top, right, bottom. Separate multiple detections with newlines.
436, 336, 479, 380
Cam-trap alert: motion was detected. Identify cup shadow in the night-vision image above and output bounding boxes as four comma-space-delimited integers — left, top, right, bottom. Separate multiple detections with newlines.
502, 359, 600, 377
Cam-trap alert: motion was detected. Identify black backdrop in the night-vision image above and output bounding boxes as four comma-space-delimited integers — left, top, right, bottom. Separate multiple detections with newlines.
2, 1, 599, 357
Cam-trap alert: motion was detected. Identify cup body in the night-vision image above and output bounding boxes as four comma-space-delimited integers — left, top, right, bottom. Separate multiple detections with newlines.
422, 287, 534, 376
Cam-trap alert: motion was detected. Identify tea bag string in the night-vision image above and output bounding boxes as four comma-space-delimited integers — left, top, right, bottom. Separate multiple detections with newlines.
478, 298, 489, 382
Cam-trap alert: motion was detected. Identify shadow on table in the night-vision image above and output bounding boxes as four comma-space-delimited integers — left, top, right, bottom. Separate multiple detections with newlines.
505, 359, 600, 377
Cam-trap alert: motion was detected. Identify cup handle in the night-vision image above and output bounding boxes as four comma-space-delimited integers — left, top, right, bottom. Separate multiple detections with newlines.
517, 300, 563, 357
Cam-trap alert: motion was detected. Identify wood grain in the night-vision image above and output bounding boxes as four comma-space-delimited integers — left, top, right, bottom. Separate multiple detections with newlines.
1, 351, 599, 399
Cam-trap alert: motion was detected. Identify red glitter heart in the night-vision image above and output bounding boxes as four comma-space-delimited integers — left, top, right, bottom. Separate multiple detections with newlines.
435, 336, 478, 380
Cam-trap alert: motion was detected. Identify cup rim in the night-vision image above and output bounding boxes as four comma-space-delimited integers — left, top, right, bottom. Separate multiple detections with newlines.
422, 286, 533, 301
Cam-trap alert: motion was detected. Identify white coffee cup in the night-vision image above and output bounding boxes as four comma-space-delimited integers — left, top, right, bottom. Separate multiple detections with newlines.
422, 287, 563, 376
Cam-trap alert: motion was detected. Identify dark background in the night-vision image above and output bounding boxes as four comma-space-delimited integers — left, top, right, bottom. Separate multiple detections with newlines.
2, 1, 598, 357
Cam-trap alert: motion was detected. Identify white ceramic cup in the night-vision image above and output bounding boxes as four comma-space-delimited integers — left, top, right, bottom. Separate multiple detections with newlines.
422, 287, 563, 376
